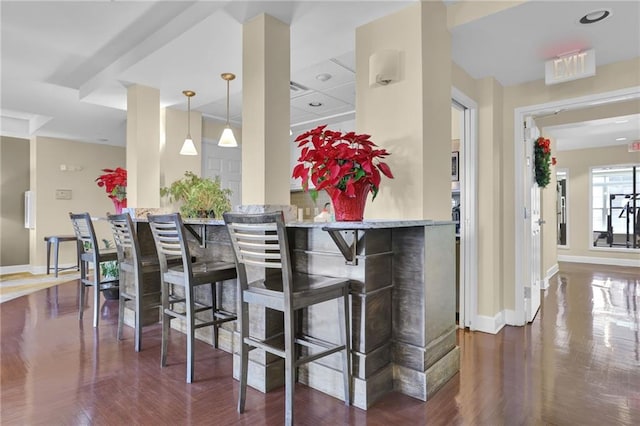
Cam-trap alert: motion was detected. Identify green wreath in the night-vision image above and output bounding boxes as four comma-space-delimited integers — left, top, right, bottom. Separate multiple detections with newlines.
534, 137, 555, 188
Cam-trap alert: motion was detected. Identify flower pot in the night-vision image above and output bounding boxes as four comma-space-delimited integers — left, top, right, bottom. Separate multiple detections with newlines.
112, 198, 126, 214
326, 181, 370, 222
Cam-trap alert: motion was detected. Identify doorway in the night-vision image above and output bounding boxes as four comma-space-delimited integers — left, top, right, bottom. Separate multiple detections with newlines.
452, 88, 478, 330
513, 86, 640, 325
202, 139, 242, 209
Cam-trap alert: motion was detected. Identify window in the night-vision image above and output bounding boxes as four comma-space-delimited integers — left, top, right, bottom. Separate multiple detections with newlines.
591, 165, 639, 249
556, 170, 568, 247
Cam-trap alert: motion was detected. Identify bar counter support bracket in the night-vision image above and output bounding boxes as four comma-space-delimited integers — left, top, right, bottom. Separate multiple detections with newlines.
323, 228, 358, 266
184, 223, 206, 248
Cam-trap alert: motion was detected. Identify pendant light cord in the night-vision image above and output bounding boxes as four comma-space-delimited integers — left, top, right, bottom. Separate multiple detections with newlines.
226, 79, 230, 125
187, 95, 191, 136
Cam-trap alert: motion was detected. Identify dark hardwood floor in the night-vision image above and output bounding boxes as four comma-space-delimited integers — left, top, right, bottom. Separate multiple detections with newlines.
1, 262, 638, 425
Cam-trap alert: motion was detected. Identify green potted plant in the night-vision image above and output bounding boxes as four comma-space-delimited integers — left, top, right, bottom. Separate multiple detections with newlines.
161, 171, 232, 218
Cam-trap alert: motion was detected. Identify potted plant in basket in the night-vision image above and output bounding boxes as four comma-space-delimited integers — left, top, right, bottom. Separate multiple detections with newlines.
292, 125, 394, 221
161, 171, 232, 218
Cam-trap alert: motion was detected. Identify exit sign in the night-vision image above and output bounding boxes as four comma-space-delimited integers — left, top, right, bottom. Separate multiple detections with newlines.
545, 49, 596, 85
629, 140, 640, 152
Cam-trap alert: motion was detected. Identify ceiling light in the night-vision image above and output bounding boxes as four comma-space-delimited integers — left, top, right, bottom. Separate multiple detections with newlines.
579, 9, 611, 24
316, 73, 332, 82
219, 73, 238, 148
614, 119, 629, 124
180, 90, 198, 156
616, 137, 627, 141
308, 102, 322, 107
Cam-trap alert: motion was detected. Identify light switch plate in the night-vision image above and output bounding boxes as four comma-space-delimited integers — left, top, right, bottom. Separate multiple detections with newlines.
55, 189, 72, 200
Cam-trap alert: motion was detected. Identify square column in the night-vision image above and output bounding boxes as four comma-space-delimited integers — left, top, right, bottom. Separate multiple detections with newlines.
241, 14, 290, 205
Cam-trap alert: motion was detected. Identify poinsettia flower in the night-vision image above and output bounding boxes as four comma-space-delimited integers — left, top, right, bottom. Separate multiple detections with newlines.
96, 167, 127, 201
292, 125, 393, 201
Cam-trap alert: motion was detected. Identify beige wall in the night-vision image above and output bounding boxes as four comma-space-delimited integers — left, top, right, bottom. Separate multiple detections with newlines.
555, 145, 639, 261
29, 137, 125, 271
1, 136, 30, 267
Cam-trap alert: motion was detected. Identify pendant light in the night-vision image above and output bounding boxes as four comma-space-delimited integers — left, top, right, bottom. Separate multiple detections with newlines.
180, 90, 198, 155
218, 73, 238, 147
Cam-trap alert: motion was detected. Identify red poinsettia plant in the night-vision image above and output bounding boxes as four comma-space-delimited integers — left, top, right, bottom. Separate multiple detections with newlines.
292, 125, 394, 201
96, 167, 127, 202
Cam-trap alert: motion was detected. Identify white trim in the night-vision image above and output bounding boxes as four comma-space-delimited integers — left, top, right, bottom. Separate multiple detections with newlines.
558, 255, 640, 268
504, 309, 518, 326
514, 86, 640, 326
543, 263, 559, 290
0, 264, 31, 275
452, 87, 478, 332
474, 311, 505, 334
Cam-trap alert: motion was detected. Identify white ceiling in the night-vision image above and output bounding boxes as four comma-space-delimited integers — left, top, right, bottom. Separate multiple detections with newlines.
1, 0, 639, 149
545, 113, 640, 152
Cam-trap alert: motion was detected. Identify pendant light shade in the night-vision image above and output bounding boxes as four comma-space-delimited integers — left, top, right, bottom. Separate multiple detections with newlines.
219, 73, 238, 147
180, 90, 198, 156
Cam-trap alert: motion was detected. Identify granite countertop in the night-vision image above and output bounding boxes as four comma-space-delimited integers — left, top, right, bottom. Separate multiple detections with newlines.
127, 208, 453, 229
177, 218, 452, 229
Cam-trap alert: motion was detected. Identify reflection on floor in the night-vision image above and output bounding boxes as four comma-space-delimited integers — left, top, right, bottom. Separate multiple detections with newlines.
0, 262, 638, 424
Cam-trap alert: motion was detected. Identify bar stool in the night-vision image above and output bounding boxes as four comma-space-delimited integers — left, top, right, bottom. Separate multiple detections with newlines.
223, 211, 351, 426
69, 212, 119, 328
147, 213, 237, 383
107, 213, 162, 352
44, 235, 80, 277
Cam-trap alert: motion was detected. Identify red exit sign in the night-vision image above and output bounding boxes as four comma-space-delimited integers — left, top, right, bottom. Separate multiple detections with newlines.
629, 140, 640, 152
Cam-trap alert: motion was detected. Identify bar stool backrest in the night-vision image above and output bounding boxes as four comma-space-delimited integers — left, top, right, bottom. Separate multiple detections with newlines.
223, 211, 294, 300
147, 213, 193, 280
107, 213, 141, 273
69, 212, 101, 259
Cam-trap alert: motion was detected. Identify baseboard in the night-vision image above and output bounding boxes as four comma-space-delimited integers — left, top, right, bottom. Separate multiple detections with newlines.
473, 311, 505, 334
558, 255, 640, 268
0, 264, 77, 276
542, 263, 559, 290
0, 264, 31, 275
504, 309, 521, 326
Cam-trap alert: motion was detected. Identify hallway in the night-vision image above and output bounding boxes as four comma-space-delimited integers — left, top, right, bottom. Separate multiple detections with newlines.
1, 262, 638, 425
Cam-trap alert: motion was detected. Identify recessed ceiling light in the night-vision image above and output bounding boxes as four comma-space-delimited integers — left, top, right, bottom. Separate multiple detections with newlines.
316, 73, 332, 82
308, 102, 323, 107
579, 9, 611, 24
614, 119, 629, 124
616, 137, 627, 141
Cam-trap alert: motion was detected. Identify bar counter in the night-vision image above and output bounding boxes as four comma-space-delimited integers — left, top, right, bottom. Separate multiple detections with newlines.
131, 216, 459, 409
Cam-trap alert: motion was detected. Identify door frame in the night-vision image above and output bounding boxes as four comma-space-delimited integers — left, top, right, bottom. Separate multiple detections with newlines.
452, 87, 478, 330
513, 85, 640, 325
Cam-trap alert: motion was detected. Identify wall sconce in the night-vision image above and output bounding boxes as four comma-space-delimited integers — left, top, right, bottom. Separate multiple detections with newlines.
219, 73, 238, 147
180, 90, 198, 155
369, 49, 400, 87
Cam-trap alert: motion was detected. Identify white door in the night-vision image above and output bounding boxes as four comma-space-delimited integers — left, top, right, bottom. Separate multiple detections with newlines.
202, 140, 242, 210
524, 117, 541, 322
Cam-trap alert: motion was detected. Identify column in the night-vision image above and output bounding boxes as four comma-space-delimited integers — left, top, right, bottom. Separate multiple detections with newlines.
126, 84, 161, 207
355, 1, 452, 221
241, 14, 290, 206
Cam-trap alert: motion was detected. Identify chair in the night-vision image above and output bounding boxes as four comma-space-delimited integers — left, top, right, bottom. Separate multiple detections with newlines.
223, 211, 351, 426
147, 213, 237, 383
69, 212, 119, 328
107, 213, 162, 352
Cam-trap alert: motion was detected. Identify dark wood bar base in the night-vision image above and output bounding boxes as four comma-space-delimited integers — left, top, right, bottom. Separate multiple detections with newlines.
130, 218, 458, 408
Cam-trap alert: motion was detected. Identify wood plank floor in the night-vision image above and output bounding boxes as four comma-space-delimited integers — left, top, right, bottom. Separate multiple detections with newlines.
1, 262, 638, 425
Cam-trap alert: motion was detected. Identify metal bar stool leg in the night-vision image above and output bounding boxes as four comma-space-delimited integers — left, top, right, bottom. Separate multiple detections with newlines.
46, 240, 52, 275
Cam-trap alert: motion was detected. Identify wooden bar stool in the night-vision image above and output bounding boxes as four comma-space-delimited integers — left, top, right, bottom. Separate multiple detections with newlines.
44, 235, 80, 277
224, 211, 352, 426
148, 213, 237, 383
